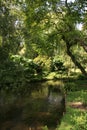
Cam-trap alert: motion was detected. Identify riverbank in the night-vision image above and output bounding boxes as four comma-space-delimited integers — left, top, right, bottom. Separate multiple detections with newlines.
58, 80, 87, 130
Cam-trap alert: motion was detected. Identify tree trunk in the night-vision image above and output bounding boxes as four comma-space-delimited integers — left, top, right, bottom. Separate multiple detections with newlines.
66, 42, 87, 76
79, 40, 87, 53
75, 38, 87, 53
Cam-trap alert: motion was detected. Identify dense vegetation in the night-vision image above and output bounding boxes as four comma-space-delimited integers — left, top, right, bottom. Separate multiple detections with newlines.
0, 0, 87, 88
0, 0, 87, 129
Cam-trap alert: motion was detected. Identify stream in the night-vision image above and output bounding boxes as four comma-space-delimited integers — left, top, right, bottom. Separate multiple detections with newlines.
0, 80, 66, 130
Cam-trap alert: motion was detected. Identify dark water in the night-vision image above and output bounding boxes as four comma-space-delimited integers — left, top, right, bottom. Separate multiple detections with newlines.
0, 81, 65, 130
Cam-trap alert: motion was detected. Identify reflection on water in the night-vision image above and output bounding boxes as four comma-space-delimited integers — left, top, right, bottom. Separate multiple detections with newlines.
0, 81, 65, 130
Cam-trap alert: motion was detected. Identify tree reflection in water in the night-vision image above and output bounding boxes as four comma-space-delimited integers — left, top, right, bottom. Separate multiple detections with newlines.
0, 81, 66, 130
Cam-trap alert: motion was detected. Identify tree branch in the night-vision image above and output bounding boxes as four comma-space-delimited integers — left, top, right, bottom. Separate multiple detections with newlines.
65, 0, 71, 14
66, 42, 87, 76
76, 38, 87, 52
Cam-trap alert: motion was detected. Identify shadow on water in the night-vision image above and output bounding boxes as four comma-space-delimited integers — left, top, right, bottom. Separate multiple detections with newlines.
0, 80, 66, 130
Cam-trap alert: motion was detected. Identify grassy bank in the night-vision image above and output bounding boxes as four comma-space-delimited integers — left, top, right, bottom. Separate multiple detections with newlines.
58, 80, 87, 130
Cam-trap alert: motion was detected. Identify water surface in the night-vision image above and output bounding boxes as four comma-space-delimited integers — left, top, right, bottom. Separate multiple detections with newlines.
0, 80, 65, 130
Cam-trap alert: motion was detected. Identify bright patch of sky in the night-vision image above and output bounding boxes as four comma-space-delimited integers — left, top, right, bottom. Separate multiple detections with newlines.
67, 0, 75, 3
76, 23, 83, 30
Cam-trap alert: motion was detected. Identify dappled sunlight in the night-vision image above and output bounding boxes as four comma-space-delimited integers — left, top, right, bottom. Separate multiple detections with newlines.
59, 79, 87, 130
0, 0, 87, 130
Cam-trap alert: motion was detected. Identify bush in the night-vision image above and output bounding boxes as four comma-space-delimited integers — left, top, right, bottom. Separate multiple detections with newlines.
34, 55, 51, 73
77, 74, 87, 80
63, 82, 78, 93
0, 55, 42, 90
51, 59, 67, 74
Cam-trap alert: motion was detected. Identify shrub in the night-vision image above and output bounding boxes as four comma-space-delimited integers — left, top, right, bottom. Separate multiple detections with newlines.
51, 59, 67, 74
71, 112, 87, 130
63, 82, 78, 93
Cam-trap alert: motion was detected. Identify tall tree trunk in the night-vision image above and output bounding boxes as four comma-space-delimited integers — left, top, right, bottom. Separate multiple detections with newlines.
66, 42, 87, 76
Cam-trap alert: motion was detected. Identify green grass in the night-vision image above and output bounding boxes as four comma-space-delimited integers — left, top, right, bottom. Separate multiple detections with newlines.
67, 90, 87, 103
58, 107, 87, 130
58, 80, 87, 130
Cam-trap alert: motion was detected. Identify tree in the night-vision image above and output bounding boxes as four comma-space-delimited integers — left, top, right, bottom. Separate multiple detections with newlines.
0, 0, 25, 64
61, 0, 87, 76
25, 0, 87, 76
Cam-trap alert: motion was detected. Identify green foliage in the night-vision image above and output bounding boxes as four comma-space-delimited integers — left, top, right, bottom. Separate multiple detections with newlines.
0, 0, 25, 63
63, 82, 78, 93
77, 74, 87, 80
0, 55, 44, 90
34, 55, 51, 73
69, 90, 87, 130
59, 79, 87, 130
59, 107, 87, 130
42, 126, 48, 130
0, 0, 87, 90
71, 112, 87, 130
24, 0, 87, 76
51, 59, 67, 74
